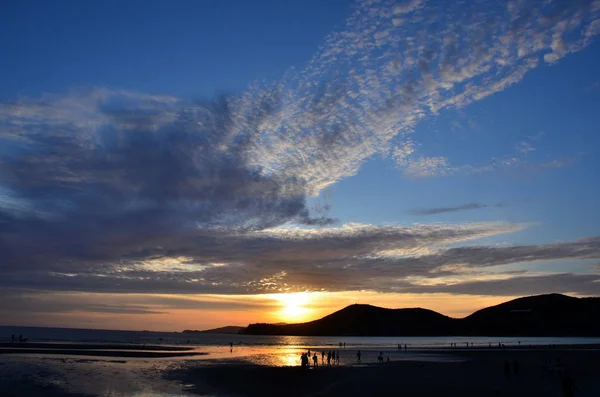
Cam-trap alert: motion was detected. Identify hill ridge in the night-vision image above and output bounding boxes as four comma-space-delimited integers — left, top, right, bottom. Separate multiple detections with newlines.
243, 293, 600, 336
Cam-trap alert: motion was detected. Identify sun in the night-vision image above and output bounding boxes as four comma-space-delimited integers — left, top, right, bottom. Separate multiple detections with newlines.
275, 292, 312, 323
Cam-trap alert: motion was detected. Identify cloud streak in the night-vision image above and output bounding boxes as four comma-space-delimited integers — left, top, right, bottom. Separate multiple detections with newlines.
409, 202, 500, 215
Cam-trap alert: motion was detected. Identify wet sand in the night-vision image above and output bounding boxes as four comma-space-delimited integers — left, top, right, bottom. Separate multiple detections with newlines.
0, 342, 194, 351
168, 346, 600, 397
0, 342, 205, 358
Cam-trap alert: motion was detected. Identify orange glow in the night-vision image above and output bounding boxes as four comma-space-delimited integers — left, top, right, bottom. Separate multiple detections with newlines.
0, 291, 521, 331
272, 292, 314, 323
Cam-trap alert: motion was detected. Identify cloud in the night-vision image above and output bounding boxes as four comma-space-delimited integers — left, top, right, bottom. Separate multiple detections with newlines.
1, 0, 599, 300
410, 202, 497, 215
0, 222, 526, 294
0, 289, 275, 315
404, 273, 600, 296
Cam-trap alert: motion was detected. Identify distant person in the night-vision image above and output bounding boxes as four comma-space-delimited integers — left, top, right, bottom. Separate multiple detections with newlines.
313, 353, 318, 367
339, 342, 342, 348
301, 353, 309, 368
561, 374, 579, 397
327, 351, 331, 366
378, 352, 384, 364
386, 356, 390, 363
18, 334, 22, 342
357, 350, 362, 363
504, 360, 511, 379
308, 349, 311, 356
518, 340, 521, 346
343, 342, 346, 348
322, 351, 325, 362
11, 334, 14, 343
230, 342, 233, 353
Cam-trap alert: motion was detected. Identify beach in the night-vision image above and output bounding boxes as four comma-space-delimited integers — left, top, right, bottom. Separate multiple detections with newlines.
169, 347, 600, 397
2, 341, 600, 397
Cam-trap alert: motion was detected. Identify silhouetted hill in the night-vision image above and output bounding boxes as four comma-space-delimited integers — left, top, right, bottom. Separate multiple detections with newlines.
244, 294, 600, 336
183, 326, 245, 334
245, 304, 456, 336
461, 293, 600, 336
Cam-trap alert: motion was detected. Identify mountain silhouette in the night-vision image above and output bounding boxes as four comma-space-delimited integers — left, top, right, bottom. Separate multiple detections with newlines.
183, 326, 245, 334
243, 294, 600, 336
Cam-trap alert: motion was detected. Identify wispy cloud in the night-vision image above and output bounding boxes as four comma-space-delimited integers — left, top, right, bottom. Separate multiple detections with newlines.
410, 202, 501, 215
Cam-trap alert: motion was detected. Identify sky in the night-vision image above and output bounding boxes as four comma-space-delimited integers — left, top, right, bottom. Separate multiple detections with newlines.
1, 0, 600, 331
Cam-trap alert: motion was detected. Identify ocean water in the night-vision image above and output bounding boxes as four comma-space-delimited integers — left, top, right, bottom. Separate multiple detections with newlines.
3, 325, 600, 349
2, 326, 600, 397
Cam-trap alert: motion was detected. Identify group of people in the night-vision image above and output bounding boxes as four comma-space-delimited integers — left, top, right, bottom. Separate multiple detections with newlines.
377, 351, 389, 364
10, 334, 26, 343
543, 358, 565, 377
300, 349, 340, 367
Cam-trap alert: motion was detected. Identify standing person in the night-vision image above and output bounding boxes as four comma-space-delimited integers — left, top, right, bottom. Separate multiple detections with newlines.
230, 342, 233, 353
313, 353, 319, 367
357, 350, 362, 363
504, 360, 511, 379
327, 351, 331, 366
343, 342, 346, 348
321, 351, 325, 362
562, 374, 579, 397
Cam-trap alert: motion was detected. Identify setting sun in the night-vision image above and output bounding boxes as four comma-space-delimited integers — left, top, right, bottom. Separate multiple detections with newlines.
274, 292, 313, 323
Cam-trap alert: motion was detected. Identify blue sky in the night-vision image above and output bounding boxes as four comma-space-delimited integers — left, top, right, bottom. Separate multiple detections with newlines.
1, 0, 600, 330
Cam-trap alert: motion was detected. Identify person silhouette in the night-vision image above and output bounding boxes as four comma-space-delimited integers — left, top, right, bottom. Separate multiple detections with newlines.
504, 360, 511, 379
321, 351, 325, 362
357, 350, 362, 363
562, 374, 579, 397
327, 351, 331, 366
230, 342, 233, 353
313, 353, 318, 367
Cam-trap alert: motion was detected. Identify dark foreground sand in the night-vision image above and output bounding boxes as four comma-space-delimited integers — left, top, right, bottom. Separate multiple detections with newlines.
167, 347, 600, 397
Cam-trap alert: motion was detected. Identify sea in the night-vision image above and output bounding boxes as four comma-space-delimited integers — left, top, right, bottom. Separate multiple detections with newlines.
1, 325, 600, 397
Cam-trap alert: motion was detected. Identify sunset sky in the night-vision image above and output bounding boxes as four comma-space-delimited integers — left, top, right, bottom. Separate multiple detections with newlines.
1, 0, 600, 332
